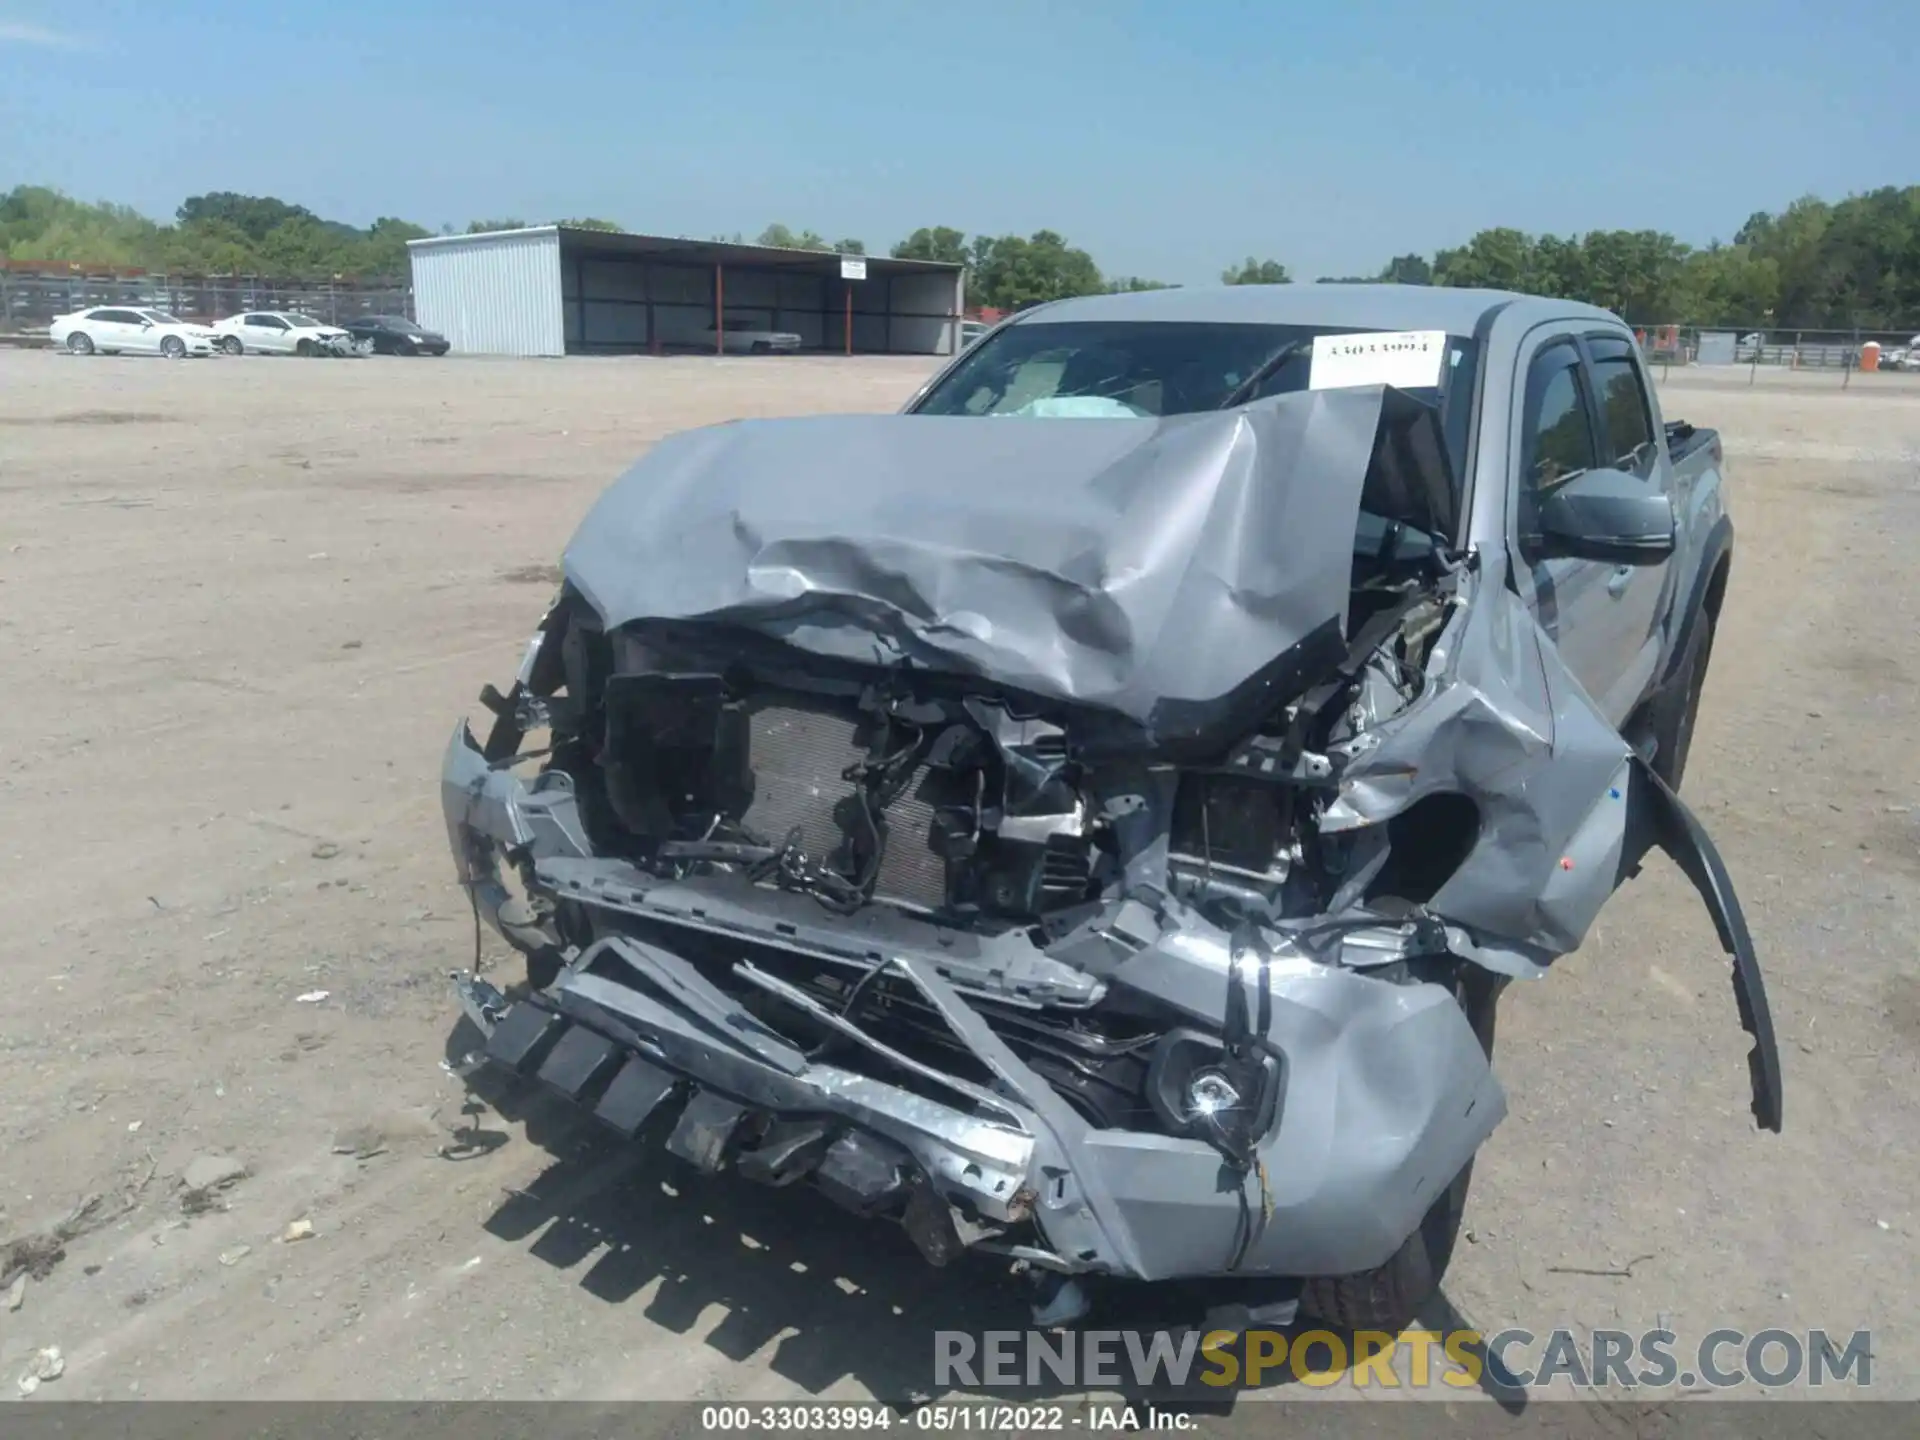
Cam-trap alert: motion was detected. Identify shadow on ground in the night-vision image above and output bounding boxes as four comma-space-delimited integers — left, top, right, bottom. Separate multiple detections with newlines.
445, 1018, 1531, 1411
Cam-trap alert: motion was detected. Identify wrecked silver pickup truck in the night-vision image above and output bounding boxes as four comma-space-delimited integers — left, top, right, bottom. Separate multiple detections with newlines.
441, 285, 1781, 1330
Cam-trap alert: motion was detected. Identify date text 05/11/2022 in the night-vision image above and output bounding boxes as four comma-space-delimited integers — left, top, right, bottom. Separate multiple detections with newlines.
698, 1404, 1196, 1431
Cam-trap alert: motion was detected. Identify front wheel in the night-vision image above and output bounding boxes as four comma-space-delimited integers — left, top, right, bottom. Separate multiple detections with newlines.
1299, 969, 1500, 1332
67, 332, 95, 356
221, 335, 244, 356
295, 338, 315, 357
160, 335, 187, 359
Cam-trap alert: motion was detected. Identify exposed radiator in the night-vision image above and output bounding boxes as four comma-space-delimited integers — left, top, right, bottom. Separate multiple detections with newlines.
740, 698, 947, 911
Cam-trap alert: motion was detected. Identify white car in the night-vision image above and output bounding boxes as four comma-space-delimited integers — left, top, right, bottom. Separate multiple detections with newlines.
49, 307, 220, 358
210, 311, 359, 356
1879, 335, 1920, 371
701, 317, 803, 354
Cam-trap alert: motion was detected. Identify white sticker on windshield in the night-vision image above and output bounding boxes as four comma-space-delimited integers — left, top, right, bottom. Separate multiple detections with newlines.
1308, 330, 1448, 391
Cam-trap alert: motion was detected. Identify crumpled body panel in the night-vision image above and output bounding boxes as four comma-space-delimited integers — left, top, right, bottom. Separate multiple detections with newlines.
1322, 569, 1637, 971
561, 389, 1389, 744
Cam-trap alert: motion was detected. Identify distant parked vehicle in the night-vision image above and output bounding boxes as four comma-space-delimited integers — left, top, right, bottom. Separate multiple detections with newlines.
49, 307, 220, 358
341, 314, 451, 356
700, 317, 803, 354
1879, 335, 1920, 371
959, 319, 990, 349
210, 311, 361, 356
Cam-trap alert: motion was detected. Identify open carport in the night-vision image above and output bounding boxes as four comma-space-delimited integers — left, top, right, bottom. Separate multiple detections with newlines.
407, 225, 965, 359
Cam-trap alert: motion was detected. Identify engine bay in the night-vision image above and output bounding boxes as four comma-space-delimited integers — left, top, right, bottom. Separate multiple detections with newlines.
533, 574, 1450, 948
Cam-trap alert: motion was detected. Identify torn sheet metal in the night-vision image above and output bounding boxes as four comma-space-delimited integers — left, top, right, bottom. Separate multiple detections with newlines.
1323, 564, 1784, 1136
1323, 568, 1637, 970
562, 387, 1404, 748
447, 913, 1504, 1282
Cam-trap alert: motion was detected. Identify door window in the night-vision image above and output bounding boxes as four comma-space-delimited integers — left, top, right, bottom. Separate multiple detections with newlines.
1517, 342, 1598, 560
1586, 338, 1656, 477
96, 309, 143, 325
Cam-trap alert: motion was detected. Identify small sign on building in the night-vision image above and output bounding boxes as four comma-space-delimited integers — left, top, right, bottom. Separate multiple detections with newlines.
840, 256, 867, 281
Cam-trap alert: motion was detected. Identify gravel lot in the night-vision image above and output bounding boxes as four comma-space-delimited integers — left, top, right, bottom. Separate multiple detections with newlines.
0, 351, 1915, 1404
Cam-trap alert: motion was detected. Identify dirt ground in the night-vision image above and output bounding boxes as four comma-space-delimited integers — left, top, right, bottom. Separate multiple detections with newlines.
0, 351, 1914, 1405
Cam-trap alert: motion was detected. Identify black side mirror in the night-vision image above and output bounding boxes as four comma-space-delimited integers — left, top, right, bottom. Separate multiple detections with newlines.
1535, 467, 1675, 565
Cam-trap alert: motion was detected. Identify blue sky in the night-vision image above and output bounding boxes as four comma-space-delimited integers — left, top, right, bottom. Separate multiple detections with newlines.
2, 0, 1911, 282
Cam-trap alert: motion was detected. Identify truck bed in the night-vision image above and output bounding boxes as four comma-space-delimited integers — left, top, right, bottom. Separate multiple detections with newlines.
1665, 419, 1719, 469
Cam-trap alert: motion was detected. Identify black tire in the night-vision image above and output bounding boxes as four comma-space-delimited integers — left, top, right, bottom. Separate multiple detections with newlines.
67, 332, 95, 356
295, 338, 315, 357
750, 340, 770, 354
1648, 610, 1715, 792
222, 335, 245, 356
1300, 970, 1500, 1332
160, 335, 187, 359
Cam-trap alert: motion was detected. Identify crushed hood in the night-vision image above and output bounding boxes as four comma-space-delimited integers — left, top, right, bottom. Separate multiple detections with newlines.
561, 385, 1451, 747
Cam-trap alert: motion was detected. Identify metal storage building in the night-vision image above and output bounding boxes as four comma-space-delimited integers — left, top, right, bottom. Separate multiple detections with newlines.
407, 226, 965, 359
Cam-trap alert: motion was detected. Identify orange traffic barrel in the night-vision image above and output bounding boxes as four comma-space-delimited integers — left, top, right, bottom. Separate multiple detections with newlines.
1860, 341, 1880, 372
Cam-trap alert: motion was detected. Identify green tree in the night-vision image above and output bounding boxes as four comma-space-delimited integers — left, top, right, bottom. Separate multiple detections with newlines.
1681, 244, 1779, 326
834, 238, 866, 255
1, 187, 161, 266
1221, 257, 1290, 285
1107, 276, 1176, 291
466, 218, 528, 233
1735, 196, 1832, 324
1574, 230, 1694, 319
891, 226, 969, 266
177, 191, 315, 241
1379, 253, 1432, 285
360, 216, 432, 273
969, 230, 1105, 309
756, 223, 830, 251
1432, 228, 1534, 290
161, 218, 256, 273
556, 217, 623, 232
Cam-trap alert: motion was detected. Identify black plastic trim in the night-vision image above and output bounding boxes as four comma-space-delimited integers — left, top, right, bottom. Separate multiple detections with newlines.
1620, 757, 1783, 1132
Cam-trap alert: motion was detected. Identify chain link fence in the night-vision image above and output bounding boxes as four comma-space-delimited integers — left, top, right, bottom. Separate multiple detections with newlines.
1627, 323, 1920, 373
1, 265, 412, 336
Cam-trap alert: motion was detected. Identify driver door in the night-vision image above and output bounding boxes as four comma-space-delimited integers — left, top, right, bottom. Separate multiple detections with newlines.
123, 310, 160, 353
1574, 335, 1673, 716
91, 309, 139, 351
1513, 338, 1634, 721
250, 315, 291, 352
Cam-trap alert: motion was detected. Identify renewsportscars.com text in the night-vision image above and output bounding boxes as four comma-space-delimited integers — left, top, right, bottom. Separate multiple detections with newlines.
934, 1327, 1873, 1391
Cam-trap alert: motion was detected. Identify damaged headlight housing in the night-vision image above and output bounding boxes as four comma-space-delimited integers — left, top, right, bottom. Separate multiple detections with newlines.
1145, 1028, 1284, 1146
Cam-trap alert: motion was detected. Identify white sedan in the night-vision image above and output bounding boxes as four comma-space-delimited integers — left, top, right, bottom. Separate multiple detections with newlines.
49, 307, 220, 358
209, 311, 359, 356
700, 317, 803, 354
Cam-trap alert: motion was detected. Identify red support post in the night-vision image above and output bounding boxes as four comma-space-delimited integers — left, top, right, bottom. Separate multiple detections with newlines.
715, 263, 725, 355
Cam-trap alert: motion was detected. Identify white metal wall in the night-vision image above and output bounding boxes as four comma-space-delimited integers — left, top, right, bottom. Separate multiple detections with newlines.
409, 230, 565, 357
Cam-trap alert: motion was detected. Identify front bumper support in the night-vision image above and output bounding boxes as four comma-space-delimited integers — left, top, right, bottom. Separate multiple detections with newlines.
444, 720, 1508, 1285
